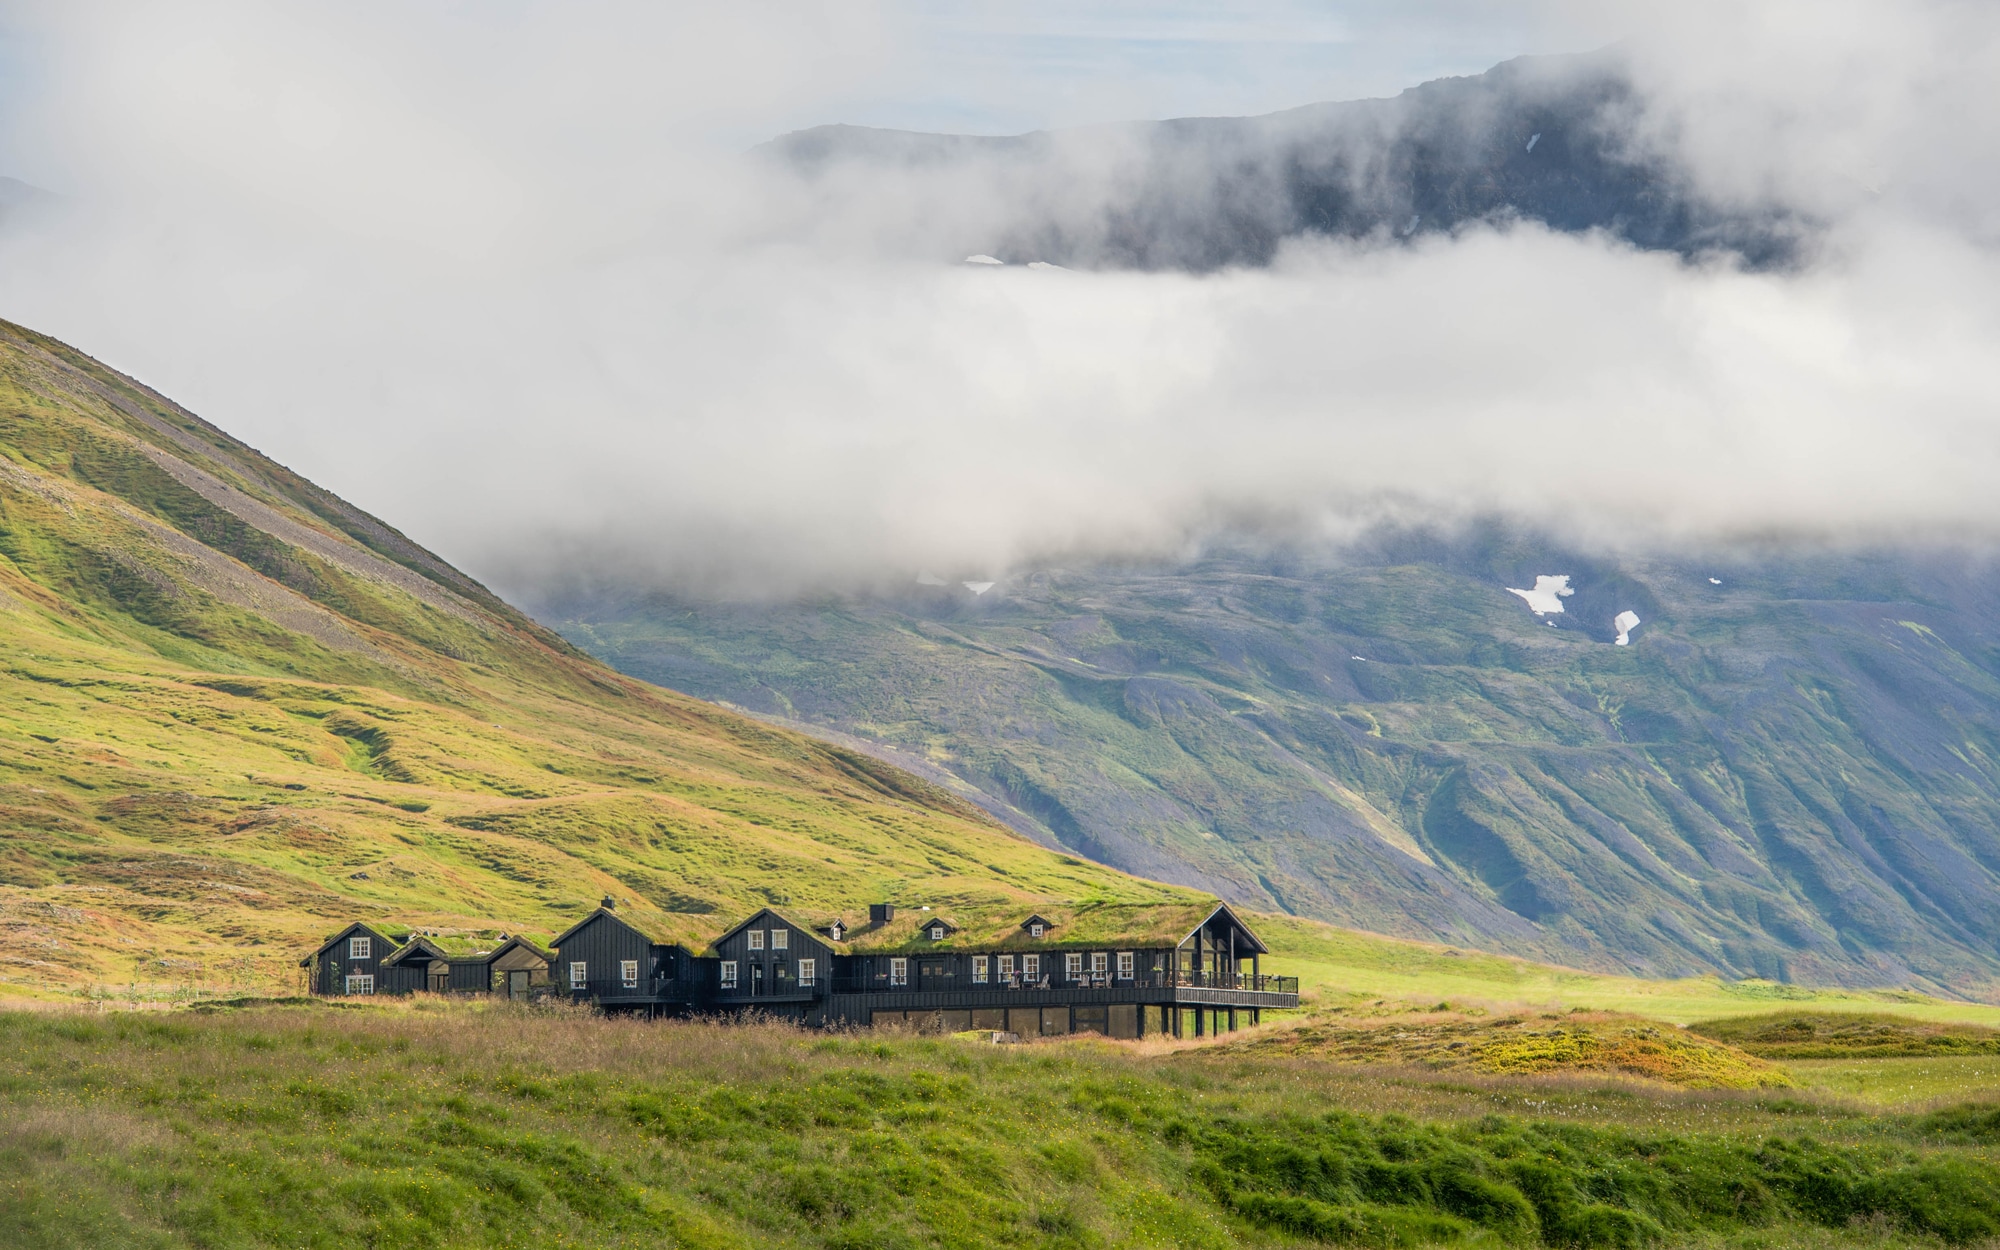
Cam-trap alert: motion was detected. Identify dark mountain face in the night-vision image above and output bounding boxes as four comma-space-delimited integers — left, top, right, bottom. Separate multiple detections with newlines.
543, 533, 2000, 998
764, 52, 1803, 271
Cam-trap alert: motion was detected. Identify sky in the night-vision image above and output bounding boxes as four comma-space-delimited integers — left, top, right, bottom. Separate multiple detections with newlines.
0, 2, 1996, 598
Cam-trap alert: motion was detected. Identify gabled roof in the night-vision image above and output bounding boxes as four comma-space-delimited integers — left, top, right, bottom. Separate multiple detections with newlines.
918, 916, 959, 938
549, 906, 686, 950
1181, 902, 1269, 955
704, 906, 846, 956
838, 898, 1228, 954
1021, 914, 1055, 932
381, 936, 451, 967
300, 921, 402, 965
483, 934, 554, 965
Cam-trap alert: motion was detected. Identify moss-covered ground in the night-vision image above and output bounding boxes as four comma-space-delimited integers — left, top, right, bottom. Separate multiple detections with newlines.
6, 1001, 2000, 1249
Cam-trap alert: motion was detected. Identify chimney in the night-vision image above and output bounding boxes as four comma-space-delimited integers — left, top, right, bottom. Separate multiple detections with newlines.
601, 895, 617, 911
868, 903, 895, 926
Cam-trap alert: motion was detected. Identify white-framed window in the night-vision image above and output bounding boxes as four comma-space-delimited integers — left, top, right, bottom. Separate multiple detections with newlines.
972, 956, 989, 983
929, 923, 945, 940
344, 974, 374, 995
721, 960, 738, 989
771, 929, 789, 950
349, 935, 371, 960
998, 954, 1015, 978
569, 961, 587, 990
1090, 951, 1108, 975
1030, 923, 1045, 939
1117, 951, 1134, 979
799, 958, 817, 987
748, 929, 765, 951
621, 960, 639, 989
890, 958, 908, 987
1023, 954, 1040, 980
1066, 952, 1083, 980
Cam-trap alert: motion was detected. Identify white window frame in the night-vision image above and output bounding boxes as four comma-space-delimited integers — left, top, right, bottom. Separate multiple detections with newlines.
929, 924, 945, 941
349, 935, 371, 961
569, 961, 587, 990
1029, 923, 1045, 939
1066, 952, 1083, 980
798, 958, 816, 987
997, 954, 1014, 978
1090, 951, 1108, 975
972, 956, 989, 984
1117, 951, 1134, 979
748, 929, 765, 951
344, 974, 374, 995
721, 960, 738, 989
889, 958, 908, 987
1023, 954, 1040, 980
771, 929, 789, 950
621, 960, 639, 989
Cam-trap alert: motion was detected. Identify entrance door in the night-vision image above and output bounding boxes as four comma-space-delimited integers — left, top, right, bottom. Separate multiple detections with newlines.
507, 969, 530, 1001
918, 961, 949, 991
752, 963, 766, 996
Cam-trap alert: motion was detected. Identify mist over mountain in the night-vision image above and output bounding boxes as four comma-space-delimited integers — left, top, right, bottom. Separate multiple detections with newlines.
765, 50, 1804, 272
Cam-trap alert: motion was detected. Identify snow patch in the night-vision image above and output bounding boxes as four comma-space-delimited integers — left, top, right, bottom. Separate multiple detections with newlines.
1708, 577, 1723, 585
1525, 133, 1541, 152
1613, 610, 1641, 646
1026, 261, 1068, 271
1506, 574, 1574, 615
963, 254, 1003, 265
963, 581, 995, 595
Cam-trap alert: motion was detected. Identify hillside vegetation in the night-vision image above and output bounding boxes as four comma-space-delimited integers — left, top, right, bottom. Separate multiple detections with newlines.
548, 538, 2000, 999
0, 320, 1199, 998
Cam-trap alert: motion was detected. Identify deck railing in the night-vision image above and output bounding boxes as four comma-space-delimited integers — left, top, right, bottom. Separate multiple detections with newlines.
827, 970, 1298, 995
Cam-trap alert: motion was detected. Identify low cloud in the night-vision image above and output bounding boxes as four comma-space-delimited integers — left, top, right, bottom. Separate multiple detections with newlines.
0, 2, 1995, 600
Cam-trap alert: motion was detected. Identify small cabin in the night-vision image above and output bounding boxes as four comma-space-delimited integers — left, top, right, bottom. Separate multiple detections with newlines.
708, 907, 838, 1012
301, 922, 400, 996
378, 936, 453, 994
549, 900, 698, 1009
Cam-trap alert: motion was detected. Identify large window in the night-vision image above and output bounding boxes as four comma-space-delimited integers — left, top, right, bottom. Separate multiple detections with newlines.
748, 930, 765, 951
972, 956, 989, 984
569, 961, 587, 990
799, 958, 817, 987
1117, 951, 1134, 979
1023, 954, 1040, 980
1090, 951, 1108, 976
771, 929, 788, 950
621, 960, 639, 989
1066, 953, 1083, 981
721, 961, 738, 989
348, 935, 371, 960
890, 958, 908, 987
344, 974, 374, 995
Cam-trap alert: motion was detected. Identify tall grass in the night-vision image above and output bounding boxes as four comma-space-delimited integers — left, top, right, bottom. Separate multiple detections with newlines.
2, 1001, 1998, 1248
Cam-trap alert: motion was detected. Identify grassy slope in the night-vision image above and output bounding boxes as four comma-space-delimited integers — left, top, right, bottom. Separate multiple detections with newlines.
550, 544, 2000, 998
0, 320, 1199, 999
7, 1001, 2000, 1249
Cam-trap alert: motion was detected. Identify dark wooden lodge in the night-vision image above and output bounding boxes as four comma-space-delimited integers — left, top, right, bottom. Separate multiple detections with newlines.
308, 895, 1298, 1035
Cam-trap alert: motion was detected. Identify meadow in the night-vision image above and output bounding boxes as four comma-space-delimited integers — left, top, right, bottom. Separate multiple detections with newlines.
4, 997, 2000, 1250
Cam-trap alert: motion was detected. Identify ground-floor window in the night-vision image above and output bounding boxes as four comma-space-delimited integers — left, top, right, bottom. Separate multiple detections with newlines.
569, 961, 587, 990
1090, 951, 1108, 976
972, 956, 988, 983
1065, 952, 1083, 980
890, 958, 908, 987
1116, 951, 1134, 979
1023, 954, 1040, 980
621, 960, 639, 988
721, 961, 738, 989
344, 974, 374, 995
798, 958, 816, 986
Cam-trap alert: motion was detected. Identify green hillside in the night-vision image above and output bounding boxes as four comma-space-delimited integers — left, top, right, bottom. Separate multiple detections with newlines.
0, 320, 1203, 999
545, 541, 2000, 1000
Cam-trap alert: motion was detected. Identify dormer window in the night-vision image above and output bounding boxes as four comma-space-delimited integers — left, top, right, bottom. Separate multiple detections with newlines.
929, 923, 945, 941
829, 922, 846, 941
1030, 923, 1044, 939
